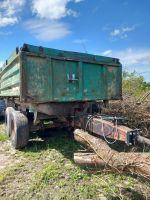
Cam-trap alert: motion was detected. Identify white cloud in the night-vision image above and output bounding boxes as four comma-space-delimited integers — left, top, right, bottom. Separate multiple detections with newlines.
0, 0, 83, 27
25, 19, 71, 41
101, 48, 150, 65
0, 0, 25, 27
111, 25, 136, 39
74, 0, 84, 3
0, 16, 17, 26
67, 9, 78, 17
31, 0, 78, 20
101, 49, 112, 56
26, 0, 84, 41
105, 48, 150, 66
111, 29, 120, 36
0, 0, 25, 15
101, 48, 150, 81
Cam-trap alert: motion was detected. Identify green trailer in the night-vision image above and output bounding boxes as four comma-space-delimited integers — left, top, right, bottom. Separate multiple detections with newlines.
0, 44, 122, 149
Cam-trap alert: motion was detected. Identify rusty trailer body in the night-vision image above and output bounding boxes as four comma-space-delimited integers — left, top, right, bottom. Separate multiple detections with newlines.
0, 44, 122, 103
0, 44, 124, 149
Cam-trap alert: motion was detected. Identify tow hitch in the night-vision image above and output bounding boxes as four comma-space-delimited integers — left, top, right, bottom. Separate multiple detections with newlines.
74, 114, 150, 146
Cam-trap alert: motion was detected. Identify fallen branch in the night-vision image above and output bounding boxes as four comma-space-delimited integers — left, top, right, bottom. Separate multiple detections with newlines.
74, 152, 106, 167
74, 129, 150, 179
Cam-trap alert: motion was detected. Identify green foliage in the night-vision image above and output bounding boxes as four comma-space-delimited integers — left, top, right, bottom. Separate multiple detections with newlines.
122, 70, 150, 96
0, 163, 25, 183
0, 133, 8, 142
0, 123, 7, 142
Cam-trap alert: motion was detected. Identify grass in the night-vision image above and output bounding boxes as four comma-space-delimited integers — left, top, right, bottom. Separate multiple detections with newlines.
0, 163, 25, 183
24, 130, 149, 200
0, 127, 150, 199
0, 123, 8, 142
0, 132, 8, 142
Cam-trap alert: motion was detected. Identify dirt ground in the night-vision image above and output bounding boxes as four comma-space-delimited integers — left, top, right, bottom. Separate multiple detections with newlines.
0, 122, 150, 200
0, 141, 24, 170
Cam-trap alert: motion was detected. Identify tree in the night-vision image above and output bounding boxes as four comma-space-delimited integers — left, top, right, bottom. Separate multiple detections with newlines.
122, 70, 150, 96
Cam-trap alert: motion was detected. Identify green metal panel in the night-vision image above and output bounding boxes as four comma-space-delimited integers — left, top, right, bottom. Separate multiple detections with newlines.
52, 60, 80, 101
0, 56, 20, 97
24, 55, 51, 102
83, 63, 104, 99
0, 44, 122, 102
104, 66, 122, 99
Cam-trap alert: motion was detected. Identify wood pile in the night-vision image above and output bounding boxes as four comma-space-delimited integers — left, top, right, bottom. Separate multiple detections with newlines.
74, 129, 150, 179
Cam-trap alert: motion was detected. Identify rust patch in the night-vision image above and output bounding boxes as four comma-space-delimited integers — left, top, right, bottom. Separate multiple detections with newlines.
108, 81, 116, 97
108, 67, 115, 72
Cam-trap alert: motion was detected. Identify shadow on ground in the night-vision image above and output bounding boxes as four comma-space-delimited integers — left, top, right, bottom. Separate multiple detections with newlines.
23, 128, 79, 160
23, 128, 149, 177
19, 128, 148, 200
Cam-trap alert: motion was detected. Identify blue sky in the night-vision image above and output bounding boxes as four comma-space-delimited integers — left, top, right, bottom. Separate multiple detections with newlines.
0, 0, 150, 81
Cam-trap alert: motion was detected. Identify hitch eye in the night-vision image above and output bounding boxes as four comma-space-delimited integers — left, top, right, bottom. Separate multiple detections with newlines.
126, 129, 140, 146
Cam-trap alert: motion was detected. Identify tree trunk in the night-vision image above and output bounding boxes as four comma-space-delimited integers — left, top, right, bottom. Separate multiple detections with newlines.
74, 152, 106, 167
74, 129, 150, 179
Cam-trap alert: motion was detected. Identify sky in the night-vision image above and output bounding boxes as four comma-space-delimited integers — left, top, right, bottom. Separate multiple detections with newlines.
0, 0, 150, 82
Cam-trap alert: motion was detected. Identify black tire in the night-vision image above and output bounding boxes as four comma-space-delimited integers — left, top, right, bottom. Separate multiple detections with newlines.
5, 107, 15, 136
10, 110, 29, 149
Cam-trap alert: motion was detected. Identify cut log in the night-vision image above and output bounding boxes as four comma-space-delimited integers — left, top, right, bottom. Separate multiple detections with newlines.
74, 129, 150, 179
74, 152, 106, 167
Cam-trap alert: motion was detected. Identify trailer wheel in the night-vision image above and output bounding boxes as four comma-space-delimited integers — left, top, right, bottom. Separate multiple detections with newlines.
10, 110, 29, 149
5, 107, 15, 136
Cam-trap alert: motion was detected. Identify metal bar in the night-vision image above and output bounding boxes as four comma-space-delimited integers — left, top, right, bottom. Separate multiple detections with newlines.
23, 52, 121, 67
20, 52, 27, 102
76, 115, 141, 145
88, 117, 131, 143
0, 54, 19, 77
0, 82, 19, 91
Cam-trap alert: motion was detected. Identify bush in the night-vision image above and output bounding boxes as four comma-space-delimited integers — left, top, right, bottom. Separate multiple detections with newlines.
122, 70, 150, 97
